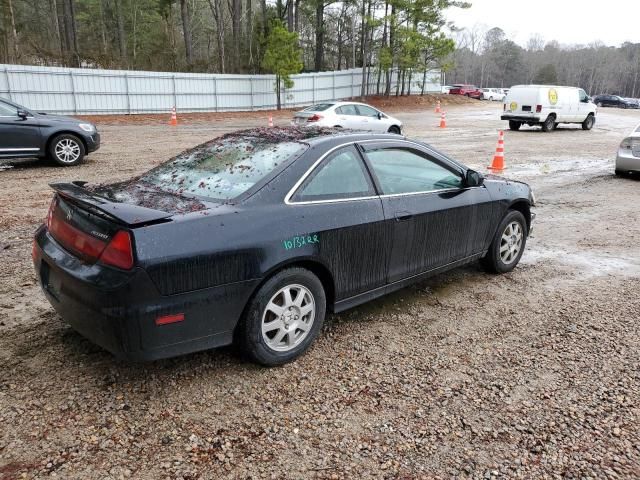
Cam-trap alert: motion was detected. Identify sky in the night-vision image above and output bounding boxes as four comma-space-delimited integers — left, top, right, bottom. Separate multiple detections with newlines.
446, 0, 640, 48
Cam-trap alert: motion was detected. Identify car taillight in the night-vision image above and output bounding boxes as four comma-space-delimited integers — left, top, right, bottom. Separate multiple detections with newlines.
307, 114, 323, 122
100, 231, 134, 270
49, 214, 107, 260
536, 105, 542, 113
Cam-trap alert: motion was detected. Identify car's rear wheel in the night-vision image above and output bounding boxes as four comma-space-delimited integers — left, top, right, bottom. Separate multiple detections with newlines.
388, 125, 401, 135
596, 101, 603, 107
582, 114, 595, 130
49, 134, 85, 166
508, 120, 521, 131
481, 210, 528, 274
621, 104, 628, 109
239, 268, 326, 366
541, 115, 556, 132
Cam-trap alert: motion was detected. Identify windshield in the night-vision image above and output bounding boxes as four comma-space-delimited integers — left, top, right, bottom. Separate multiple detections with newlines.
139, 137, 307, 201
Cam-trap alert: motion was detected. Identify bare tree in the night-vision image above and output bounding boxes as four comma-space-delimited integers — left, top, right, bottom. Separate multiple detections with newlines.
179, 0, 193, 65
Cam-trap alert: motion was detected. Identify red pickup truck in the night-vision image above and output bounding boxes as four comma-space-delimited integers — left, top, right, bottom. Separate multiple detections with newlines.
448, 84, 483, 99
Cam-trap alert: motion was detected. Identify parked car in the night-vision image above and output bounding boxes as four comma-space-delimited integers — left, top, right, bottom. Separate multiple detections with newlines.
448, 84, 483, 99
0, 97, 99, 166
482, 88, 506, 101
502, 85, 597, 132
292, 102, 402, 134
624, 98, 640, 109
616, 123, 640, 176
33, 127, 535, 366
592, 95, 636, 109
441, 85, 453, 94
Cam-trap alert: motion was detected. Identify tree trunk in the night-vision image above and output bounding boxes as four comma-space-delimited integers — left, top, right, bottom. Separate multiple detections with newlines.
276, 75, 281, 110
246, 0, 253, 71
385, 2, 396, 96
261, 0, 267, 37
294, 0, 301, 33
207, 0, 225, 73
49, 0, 63, 56
232, 0, 242, 71
5, 0, 18, 62
360, 0, 370, 99
314, 1, 324, 71
114, 0, 127, 63
180, 0, 193, 65
62, 0, 80, 66
376, 0, 389, 95
286, 0, 293, 32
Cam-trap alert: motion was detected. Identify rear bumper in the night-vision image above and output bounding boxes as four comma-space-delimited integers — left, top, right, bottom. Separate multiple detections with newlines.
616, 150, 640, 172
33, 226, 258, 361
501, 114, 541, 123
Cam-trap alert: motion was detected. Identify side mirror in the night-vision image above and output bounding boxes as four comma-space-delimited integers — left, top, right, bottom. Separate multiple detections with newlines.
377, 112, 383, 120
17, 109, 28, 119
465, 169, 484, 187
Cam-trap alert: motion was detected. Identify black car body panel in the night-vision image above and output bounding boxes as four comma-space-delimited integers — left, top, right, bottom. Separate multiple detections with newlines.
0, 98, 100, 159
33, 128, 534, 361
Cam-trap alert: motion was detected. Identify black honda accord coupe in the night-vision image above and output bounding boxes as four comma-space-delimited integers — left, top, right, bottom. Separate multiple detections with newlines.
33, 127, 535, 365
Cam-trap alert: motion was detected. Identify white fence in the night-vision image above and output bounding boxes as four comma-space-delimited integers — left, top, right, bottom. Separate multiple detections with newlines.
0, 64, 442, 115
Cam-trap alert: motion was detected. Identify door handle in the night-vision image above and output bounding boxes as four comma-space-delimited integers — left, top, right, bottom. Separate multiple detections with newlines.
394, 211, 413, 222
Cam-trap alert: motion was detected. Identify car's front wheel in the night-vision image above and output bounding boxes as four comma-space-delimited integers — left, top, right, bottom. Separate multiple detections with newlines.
509, 120, 521, 131
582, 114, 595, 130
49, 134, 85, 166
388, 125, 401, 135
481, 210, 528, 274
239, 268, 326, 366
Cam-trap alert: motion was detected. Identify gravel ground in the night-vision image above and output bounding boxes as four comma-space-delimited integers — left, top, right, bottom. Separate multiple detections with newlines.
1, 100, 639, 479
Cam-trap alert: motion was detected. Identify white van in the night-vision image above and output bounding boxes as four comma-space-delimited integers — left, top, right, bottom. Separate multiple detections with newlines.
501, 85, 597, 132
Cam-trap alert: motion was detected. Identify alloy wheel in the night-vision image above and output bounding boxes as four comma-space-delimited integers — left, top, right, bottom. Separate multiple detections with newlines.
500, 221, 523, 265
261, 284, 315, 352
55, 139, 81, 164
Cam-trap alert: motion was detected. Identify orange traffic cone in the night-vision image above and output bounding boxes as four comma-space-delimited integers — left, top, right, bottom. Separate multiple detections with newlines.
435, 100, 441, 113
439, 111, 446, 128
268, 115, 274, 127
488, 130, 506, 172
169, 106, 178, 126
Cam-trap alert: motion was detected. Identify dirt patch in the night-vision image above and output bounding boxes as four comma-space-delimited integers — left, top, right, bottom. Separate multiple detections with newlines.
1, 103, 639, 479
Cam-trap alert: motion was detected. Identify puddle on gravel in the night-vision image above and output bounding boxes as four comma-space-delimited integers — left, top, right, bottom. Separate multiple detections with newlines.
0, 164, 14, 171
506, 158, 613, 178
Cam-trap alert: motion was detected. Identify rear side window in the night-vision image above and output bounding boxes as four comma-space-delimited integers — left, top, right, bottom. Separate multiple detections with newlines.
336, 105, 358, 115
303, 103, 334, 112
365, 148, 462, 195
0, 102, 17, 116
292, 146, 374, 202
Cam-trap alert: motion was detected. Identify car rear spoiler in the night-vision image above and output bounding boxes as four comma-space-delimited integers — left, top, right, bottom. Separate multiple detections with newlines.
50, 182, 172, 227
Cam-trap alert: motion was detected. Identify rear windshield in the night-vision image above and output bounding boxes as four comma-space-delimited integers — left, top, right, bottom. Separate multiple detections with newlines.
139, 137, 307, 201
303, 103, 334, 112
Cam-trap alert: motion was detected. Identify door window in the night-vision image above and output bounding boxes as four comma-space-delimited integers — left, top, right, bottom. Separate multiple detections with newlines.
336, 105, 358, 115
365, 148, 463, 195
578, 89, 588, 102
0, 102, 17, 117
355, 105, 380, 118
292, 146, 375, 202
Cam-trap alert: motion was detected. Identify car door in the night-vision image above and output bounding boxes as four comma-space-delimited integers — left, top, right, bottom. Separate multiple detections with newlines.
287, 144, 391, 300
355, 104, 387, 132
334, 104, 361, 130
577, 89, 591, 121
0, 101, 42, 157
360, 141, 495, 284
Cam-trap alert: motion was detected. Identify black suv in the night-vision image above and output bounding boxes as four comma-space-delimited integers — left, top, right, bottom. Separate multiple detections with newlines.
592, 95, 636, 109
0, 98, 100, 166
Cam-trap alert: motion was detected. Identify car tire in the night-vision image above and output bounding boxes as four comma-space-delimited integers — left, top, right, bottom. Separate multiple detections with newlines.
238, 267, 326, 366
49, 134, 85, 166
615, 169, 628, 177
621, 104, 627, 109
541, 115, 556, 132
481, 210, 528, 274
582, 114, 595, 130
596, 102, 603, 107
388, 125, 401, 135
508, 120, 521, 131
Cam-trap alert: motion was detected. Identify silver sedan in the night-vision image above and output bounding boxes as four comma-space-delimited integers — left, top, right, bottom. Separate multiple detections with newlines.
616, 124, 640, 176
292, 101, 403, 134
